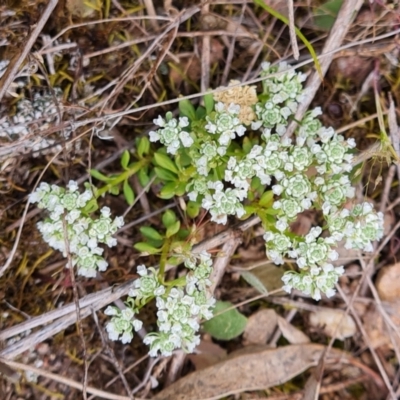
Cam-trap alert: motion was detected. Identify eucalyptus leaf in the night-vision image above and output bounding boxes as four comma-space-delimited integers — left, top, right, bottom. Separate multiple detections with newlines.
203, 301, 247, 341
242, 264, 285, 294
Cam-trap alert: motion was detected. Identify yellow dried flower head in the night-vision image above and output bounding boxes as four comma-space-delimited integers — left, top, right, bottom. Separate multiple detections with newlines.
213, 80, 258, 125
214, 80, 258, 106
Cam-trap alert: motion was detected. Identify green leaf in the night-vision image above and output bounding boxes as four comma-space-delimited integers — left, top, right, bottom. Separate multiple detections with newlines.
202, 301, 247, 341
90, 169, 111, 182
121, 150, 130, 169
162, 210, 177, 228
242, 137, 253, 154
175, 181, 188, 196
123, 179, 135, 205
137, 136, 150, 157
140, 226, 164, 241
195, 106, 206, 120
253, 0, 322, 79
179, 98, 196, 121
166, 256, 182, 266
186, 201, 200, 218
159, 182, 177, 199
138, 168, 150, 187
313, 0, 342, 30
81, 198, 98, 214
134, 242, 161, 255
109, 186, 120, 195
259, 190, 274, 207
154, 167, 177, 181
204, 92, 214, 114
166, 220, 180, 238
154, 152, 179, 174
251, 176, 264, 196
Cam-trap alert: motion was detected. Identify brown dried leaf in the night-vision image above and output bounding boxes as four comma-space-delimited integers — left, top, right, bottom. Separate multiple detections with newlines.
187, 340, 227, 371
241, 263, 285, 294
309, 309, 356, 340
376, 262, 400, 302
152, 344, 348, 400
362, 303, 400, 350
277, 316, 310, 344
243, 309, 278, 345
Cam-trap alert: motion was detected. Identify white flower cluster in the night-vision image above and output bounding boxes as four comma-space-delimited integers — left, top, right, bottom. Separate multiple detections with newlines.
29, 181, 124, 277
148, 62, 384, 301
205, 102, 246, 150
255, 61, 306, 135
0, 88, 71, 157
149, 114, 193, 155
106, 251, 215, 357
104, 306, 143, 344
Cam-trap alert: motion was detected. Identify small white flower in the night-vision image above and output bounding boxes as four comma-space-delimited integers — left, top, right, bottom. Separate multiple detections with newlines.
104, 306, 119, 316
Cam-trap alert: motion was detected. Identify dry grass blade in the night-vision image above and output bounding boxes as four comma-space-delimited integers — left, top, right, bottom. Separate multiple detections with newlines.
284, 0, 364, 138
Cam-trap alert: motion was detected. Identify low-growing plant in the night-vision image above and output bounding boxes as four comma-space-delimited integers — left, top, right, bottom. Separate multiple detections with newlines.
30, 62, 385, 357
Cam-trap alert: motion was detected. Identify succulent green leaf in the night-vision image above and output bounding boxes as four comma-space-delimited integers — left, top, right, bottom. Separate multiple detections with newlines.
121, 150, 130, 169
202, 301, 247, 341
166, 220, 180, 238
109, 185, 120, 195
81, 198, 98, 214
195, 106, 206, 120
123, 180, 135, 205
179, 98, 196, 121
242, 137, 253, 154
90, 169, 111, 182
140, 226, 164, 241
259, 190, 274, 207
138, 168, 151, 187
154, 167, 177, 181
134, 242, 162, 255
137, 136, 150, 157
186, 201, 201, 218
162, 210, 177, 228
154, 152, 179, 174
159, 182, 177, 199
175, 181, 188, 196
204, 92, 214, 114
